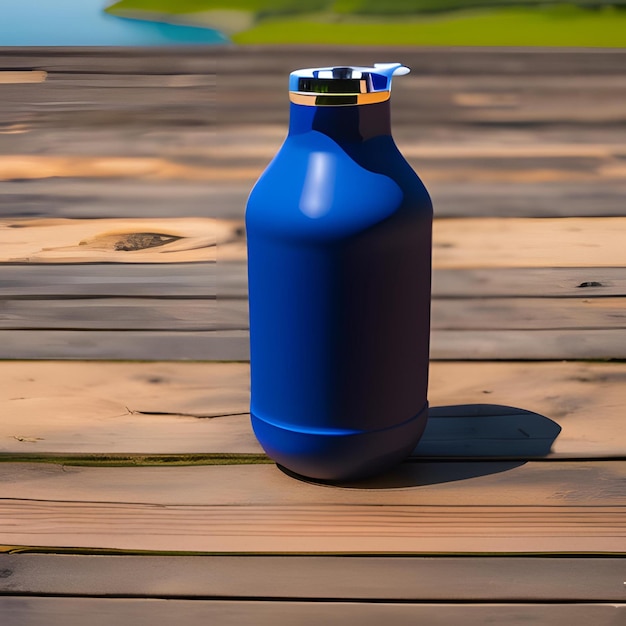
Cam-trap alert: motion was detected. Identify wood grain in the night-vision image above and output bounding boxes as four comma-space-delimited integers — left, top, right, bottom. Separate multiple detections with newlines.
0, 218, 243, 264
5, 328, 626, 360
2, 264, 624, 299
2, 361, 625, 458
1, 147, 622, 189
433, 297, 626, 330
1, 264, 622, 300
0, 263, 218, 298
2, 554, 624, 601
0, 329, 249, 360
1, 46, 625, 605
0, 461, 624, 553
5, 297, 626, 331
433, 218, 626, 269
0, 299, 247, 331
0, 597, 622, 626
432, 267, 626, 298
431, 329, 626, 360
4, 177, 626, 220
3, 217, 625, 268
0, 179, 246, 220
0, 155, 247, 183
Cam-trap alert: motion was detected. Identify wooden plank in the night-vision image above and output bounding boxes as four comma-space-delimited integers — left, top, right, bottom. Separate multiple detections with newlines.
216, 260, 248, 298
0, 597, 622, 626
433, 217, 626, 269
1, 72, 216, 131
3, 121, 625, 223
0, 360, 249, 415
3, 217, 624, 268
0, 360, 256, 455
4, 47, 625, 77
5, 264, 625, 305
0, 330, 249, 360
0, 404, 565, 458
0, 299, 247, 331
5, 297, 626, 331
4, 173, 626, 221
3, 49, 626, 238
0, 179, 246, 219
1, 554, 624, 601
44, 73, 216, 88
0, 156, 258, 184
4, 48, 625, 131
0, 261, 245, 299
2, 140, 624, 205
202, 126, 626, 161
0, 218, 243, 264
4, 328, 626, 360
4, 80, 215, 118
431, 329, 626, 360
0, 461, 624, 553
0, 263, 217, 298
90, 129, 622, 164
2, 142, 622, 186
2, 167, 624, 226
424, 360, 626, 458
432, 297, 626, 330
0, 48, 219, 74
428, 180, 626, 219
1, 361, 625, 459
432, 267, 626, 298
0, 491, 618, 556
209, 48, 626, 127
2, 265, 624, 299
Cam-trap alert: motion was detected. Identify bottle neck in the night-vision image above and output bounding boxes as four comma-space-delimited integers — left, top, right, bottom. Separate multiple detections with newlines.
288, 100, 392, 142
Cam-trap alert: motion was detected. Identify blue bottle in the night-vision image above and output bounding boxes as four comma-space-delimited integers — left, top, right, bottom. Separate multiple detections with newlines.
246, 63, 432, 481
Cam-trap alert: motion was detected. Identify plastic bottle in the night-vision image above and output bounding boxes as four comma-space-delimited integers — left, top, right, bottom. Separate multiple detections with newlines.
245, 63, 432, 481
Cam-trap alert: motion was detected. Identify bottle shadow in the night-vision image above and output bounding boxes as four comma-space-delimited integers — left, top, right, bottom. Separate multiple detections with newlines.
280, 404, 561, 490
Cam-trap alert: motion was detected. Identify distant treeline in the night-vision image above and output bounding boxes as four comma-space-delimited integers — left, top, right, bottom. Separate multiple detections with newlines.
334, 0, 626, 13
108, 0, 626, 18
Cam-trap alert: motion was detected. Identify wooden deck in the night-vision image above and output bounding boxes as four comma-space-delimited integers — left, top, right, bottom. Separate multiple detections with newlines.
0, 47, 625, 624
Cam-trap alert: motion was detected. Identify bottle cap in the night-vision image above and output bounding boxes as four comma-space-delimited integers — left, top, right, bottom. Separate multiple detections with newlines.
289, 63, 410, 106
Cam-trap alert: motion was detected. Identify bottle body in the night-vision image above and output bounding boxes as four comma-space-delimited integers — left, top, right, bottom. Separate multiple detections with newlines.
246, 99, 432, 481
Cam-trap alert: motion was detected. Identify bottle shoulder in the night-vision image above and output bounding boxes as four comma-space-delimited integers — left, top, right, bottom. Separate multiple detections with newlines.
246, 131, 430, 241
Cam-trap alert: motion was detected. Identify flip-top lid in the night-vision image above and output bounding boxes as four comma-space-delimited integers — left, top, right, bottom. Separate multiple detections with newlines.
289, 63, 410, 106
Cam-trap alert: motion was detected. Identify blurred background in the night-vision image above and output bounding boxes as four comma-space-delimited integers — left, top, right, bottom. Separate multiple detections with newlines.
5, 0, 623, 46
0, 1, 625, 359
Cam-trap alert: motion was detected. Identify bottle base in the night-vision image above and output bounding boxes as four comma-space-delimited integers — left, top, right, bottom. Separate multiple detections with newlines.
251, 403, 428, 482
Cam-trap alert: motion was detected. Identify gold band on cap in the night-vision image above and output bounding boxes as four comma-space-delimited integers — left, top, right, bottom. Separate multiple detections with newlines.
289, 91, 390, 107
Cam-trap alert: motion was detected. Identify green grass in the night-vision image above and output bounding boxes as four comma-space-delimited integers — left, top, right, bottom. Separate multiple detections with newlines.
332, 0, 626, 14
106, 0, 626, 46
231, 6, 626, 46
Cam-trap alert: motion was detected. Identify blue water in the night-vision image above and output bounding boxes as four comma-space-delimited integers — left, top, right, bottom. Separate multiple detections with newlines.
0, 0, 228, 46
